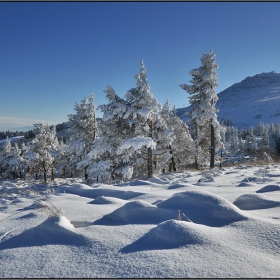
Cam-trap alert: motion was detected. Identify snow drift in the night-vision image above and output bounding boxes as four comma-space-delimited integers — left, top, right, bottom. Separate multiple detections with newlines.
0, 215, 89, 250
233, 193, 280, 210
158, 190, 247, 226
121, 219, 218, 252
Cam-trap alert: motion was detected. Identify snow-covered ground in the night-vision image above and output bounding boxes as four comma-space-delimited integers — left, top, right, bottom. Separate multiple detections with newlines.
1, 164, 280, 277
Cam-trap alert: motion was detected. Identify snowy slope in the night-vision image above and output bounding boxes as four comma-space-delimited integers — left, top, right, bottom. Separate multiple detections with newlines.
177, 71, 280, 128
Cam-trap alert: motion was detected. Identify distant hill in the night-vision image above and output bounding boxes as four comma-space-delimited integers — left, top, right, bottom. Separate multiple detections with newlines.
176, 71, 280, 129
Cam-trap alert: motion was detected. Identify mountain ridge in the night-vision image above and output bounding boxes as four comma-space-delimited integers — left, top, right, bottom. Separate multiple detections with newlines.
176, 71, 280, 129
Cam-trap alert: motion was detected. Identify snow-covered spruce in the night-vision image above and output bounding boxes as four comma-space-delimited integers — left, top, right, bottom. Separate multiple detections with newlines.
66, 93, 97, 179
24, 124, 60, 182
83, 61, 196, 182
180, 50, 224, 168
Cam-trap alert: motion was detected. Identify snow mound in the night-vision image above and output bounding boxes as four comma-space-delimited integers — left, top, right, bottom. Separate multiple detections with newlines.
53, 215, 75, 230
89, 196, 126, 205
151, 219, 211, 245
149, 177, 170, 184
237, 182, 256, 187
168, 183, 191, 190
158, 190, 247, 226
233, 194, 280, 210
96, 200, 169, 225
106, 200, 160, 223
240, 177, 267, 183
0, 215, 89, 250
115, 180, 151, 187
56, 184, 143, 200
256, 185, 280, 193
202, 169, 224, 177
121, 219, 215, 252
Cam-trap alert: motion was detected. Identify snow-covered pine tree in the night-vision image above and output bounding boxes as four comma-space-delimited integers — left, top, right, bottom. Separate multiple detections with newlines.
244, 127, 257, 153
86, 61, 172, 181
85, 86, 134, 182
67, 93, 97, 179
160, 101, 195, 172
24, 123, 59, 182
8, 142, 25, 179
180, 50, 224, 168
220, 125, 226, 145
54, 140, 70, 178
121, 60, 170, 179
258, 123, 270, 147
0, 137, 13, 179
230, 127, 239, 153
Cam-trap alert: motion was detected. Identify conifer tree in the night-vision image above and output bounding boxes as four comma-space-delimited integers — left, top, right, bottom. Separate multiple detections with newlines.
180, 50, 224, 168
67, 93, 97, 179
244, 127, 257, 153
259, 123, 270, 147
8, 142, 25, 179
160, 101, 195, 172
0, 137, 13, 178
24, 124, 59, 182
86, 61, 175, 181
85, 86, 134, 182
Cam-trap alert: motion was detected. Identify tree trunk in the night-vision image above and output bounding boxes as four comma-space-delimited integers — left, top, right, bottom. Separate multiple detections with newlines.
84, 167, 88, 180
168, 145, 177, 172
51, 167, 55, 181
210, 123, 215, 168
169, 162, 172, 172
220, 149, 222, 170
148, 147, 153, 179
147, 118, 153, 179
194, 121, 199, 170
194, 156, 199, 170
63, 167, 66, 178
43, 160, 47, 182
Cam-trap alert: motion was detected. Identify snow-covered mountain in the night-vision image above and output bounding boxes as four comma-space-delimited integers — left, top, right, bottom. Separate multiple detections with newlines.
176, 71, 280, 129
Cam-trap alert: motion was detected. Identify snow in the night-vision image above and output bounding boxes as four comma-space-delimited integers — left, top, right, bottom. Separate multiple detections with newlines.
1, 164, 280, 277
117, 136, 156, 154
177, 71, 280, 129
233, 193, 280, 210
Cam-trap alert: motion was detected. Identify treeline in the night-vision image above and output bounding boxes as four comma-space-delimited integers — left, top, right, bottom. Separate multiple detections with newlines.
0, 51, 278, 182
221, 122, 280, 161
0, 130, 35, 140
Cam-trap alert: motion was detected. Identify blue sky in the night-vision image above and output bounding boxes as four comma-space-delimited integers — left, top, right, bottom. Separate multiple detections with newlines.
1, 2, 280, 131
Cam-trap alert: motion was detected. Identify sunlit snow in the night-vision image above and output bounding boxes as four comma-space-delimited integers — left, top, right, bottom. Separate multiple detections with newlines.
1, 164, 280, 277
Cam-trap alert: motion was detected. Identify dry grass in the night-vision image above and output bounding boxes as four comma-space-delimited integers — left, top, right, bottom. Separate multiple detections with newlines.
0, 187, 63, 224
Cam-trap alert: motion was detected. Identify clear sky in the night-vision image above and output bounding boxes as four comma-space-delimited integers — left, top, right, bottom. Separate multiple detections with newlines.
1, 1, 280, 131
